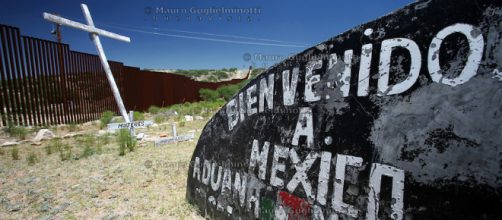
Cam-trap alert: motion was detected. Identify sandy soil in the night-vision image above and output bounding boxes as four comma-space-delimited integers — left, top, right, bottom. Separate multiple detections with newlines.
0, 118, 205, 220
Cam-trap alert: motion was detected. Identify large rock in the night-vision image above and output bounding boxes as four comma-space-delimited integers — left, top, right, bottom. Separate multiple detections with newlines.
32, 129, 55, 142
186, 0, 502, 219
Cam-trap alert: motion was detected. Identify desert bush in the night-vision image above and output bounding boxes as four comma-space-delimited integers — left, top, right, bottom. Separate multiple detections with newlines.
11, 147, 19, 160
46, 139, 62, 155
80, 135, 96, 158
213, 71, 228, 79
207, 75, 218, 82
199, 79, 249, 103
216, 85, 240, 101
59, 144, 72, 161
148, 105, 161, 114
97, 134, 110, 146
199, 88, 219, 102
100, 111, 115, 129
27, 152, 38, 165
165, 100, 225, 119
81, 145, 94, 159
133, 111, 145, 121
154, 114, 166, 124
4, 120, 28, 140
117, 129, 136, 156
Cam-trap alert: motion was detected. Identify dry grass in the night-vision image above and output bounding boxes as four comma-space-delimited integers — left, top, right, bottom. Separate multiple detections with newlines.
0, 118, 206, 219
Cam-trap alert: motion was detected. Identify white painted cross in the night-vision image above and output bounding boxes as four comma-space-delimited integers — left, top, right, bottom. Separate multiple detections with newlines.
107, 110, 152, 138
43, 4, 131, 123
106, 119, 154, 131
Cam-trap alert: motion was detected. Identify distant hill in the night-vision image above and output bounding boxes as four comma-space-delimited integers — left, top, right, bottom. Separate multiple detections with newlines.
146, 67, 265, 82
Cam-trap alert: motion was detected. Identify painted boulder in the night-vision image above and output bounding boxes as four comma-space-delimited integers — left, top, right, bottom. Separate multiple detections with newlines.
187, 0, 502, 219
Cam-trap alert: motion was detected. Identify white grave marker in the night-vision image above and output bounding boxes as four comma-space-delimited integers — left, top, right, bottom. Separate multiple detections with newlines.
155, 123, 194, 147
43, 4, 131, 123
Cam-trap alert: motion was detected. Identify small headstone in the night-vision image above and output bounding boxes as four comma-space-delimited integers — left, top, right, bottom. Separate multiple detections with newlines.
184, 115, 194, 122
171, 124, 177, 137
1, 141, 20, 147
136, 133, 145, 140
33, 129, 55, 142
154, 123, 194, 146
154, 133, 195, 147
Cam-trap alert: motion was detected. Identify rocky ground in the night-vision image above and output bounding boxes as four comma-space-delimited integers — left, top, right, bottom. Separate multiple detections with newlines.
0, 115, 206, 219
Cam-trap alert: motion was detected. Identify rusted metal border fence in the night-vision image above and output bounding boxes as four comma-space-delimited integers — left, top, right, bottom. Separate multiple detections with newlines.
0, 24, 246, 127
0, 23, 123, 127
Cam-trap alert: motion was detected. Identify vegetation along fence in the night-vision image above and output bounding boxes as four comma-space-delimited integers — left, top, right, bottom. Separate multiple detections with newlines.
0, 24, 246, 127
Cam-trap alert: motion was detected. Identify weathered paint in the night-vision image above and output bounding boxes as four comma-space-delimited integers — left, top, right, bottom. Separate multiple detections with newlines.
260, 197, 275, 220
106, 120, 153, 130
278, 190, 311, 218
44, 5, 131, 122
187, 0, 502, 219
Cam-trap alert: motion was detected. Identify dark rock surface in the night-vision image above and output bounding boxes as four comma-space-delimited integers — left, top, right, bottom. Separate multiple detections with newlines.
187, 0, 502, 219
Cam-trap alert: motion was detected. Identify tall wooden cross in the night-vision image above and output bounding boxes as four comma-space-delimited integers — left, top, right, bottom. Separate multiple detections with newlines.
43, 4, 131, 123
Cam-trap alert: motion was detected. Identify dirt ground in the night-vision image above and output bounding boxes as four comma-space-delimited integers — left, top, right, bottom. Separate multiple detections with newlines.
0, 117, 206, 220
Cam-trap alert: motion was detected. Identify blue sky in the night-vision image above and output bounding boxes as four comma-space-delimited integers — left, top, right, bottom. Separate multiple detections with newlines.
0, 0, 414, 70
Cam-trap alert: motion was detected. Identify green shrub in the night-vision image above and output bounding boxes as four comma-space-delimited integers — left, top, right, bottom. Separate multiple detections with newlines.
164, 100, 225, 119
80, 135, 96, 158
154, 114, 166, 124
213, 71, 228, 79
216, 85, 240, 101
100, 111, 115, 129
179, 121, 186, 127
4, 122, 28, 140
199, 88, 219, 102
117, 129, 136, 156
0, 148, 4, 155
118, 141, 126, 156
81, 145, 94, 158
148, 105, 161, 114
207, 75, 218, 82
11, 147, 19, 160
97, 134, 110, 146
27, 152, 37, 165
113, 117, 125, 123
199, 80, 248, 102
133, 111, 145, 121
82, 135, 95, 147
59, 144, 72, 161
46, 139, 62, 155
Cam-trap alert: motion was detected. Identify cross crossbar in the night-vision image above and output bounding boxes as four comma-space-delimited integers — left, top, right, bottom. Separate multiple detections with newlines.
43, 4, 131, 123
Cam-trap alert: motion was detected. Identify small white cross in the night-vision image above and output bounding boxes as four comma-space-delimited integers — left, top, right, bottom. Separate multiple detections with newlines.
43, 4, 131, 123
